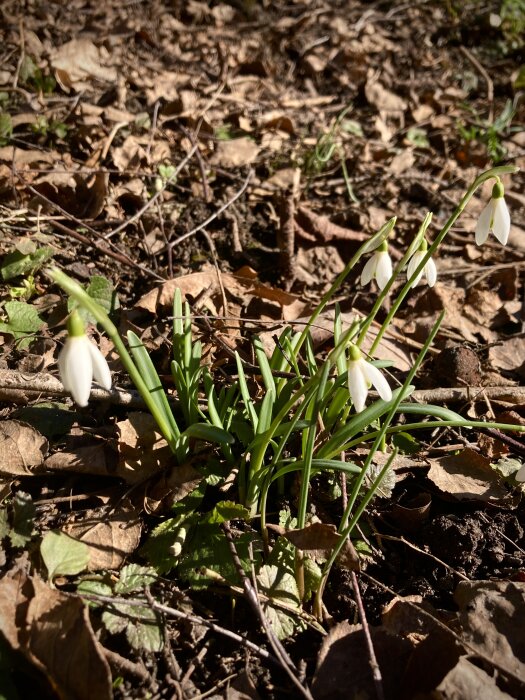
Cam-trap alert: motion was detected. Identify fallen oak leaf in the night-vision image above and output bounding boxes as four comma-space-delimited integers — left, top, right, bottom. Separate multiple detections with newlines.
0, 572, 112, 700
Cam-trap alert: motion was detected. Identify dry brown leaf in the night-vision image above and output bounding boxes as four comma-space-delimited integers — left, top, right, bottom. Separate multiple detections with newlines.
427, 448, 515, 505
212, 137, 259, 167
136, 266, 307, 321
0, 572, 112, 699
0, 420, 47, 477
0, 146, 56, 166
44, 438, 115, 477
365, 77, 407, 113
455, 580, 525, 696
51, 38, 117, 91
144, 463, 203, 514
117, 412, 173, 483
312, 621, 412, 700
65, 501, 142, 571
489, 336, 525, 375
267, 521, 359, 570
436, 657, 514, 700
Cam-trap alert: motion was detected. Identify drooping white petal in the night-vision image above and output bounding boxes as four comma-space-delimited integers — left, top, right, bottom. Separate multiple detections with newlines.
407, 251, 425, 287
348, 360, 368, 413
59, 336, 93, 407
425, 257, 437, 287
375, 251, 392, 290
492, 197, 510, 245
475, 201, 493, 246
88, 342, 112, 390
360, 360, 392, 402
360, 255, 377, 286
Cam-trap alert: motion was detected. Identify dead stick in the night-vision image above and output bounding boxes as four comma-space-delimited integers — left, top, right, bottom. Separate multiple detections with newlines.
221, 522, 315, 700
350, 571, 385, 700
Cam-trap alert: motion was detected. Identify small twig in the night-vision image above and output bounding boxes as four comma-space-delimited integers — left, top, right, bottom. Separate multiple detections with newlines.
103, 143, 199, 240
179, 123, 212, 203
0, 368, 153, 407
102, 646, 150, 683
221, 522, 315, 700
350, 571, 385, 700
375, 533, 470, 582
481, 427, 525, 458
459, 46, 494, 123
166, 169, 252, 252
80, 592, 277, 664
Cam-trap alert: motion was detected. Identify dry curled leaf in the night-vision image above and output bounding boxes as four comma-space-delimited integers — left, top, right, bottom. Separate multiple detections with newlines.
427, 448, 516, 506
64, 501, 142, 571
0, 572, 112, 700
0, 420, 47, 477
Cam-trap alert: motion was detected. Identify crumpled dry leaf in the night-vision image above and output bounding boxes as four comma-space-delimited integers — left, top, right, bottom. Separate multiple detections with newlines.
312, 621, 412, 700
267, 522, 359, 570
51, 38, 117, 91
64, 501, 142, 571
44, 437, 116, 477
426, 448, 516, 506
0, 571, 112, 699
212, 137, 259, 167
365, 77, 407, 113
454, 580, 525, 697
136, 265, 307, 321
117, 412, 173, 483
435, 656, 514, 700
0, 420, 47, 477
489, 336, 525, 376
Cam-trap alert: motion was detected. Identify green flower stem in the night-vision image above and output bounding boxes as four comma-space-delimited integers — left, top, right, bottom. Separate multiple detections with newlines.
48, 267, 179, 454
322, 418, 525, 458
369, 164, 518, 356
313, 311, 444, 618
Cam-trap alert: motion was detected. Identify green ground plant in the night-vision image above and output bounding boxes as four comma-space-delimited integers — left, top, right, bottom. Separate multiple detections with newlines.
48, 163, 523, 625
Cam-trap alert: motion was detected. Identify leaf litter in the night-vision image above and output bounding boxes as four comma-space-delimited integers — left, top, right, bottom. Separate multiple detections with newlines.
0, 0, 524, 698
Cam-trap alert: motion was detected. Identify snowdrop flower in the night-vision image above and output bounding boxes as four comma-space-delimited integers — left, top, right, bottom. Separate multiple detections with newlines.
407, 239, 437, 288
475, 179, 510, 246
360, 241, 393, 291
347, 344, 392, 413
58, 310, 111, 407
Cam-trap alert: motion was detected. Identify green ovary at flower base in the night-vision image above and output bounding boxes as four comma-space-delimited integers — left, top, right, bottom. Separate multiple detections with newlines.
475, 179, 511, 246
347, 344, 392, 413
58, 309, 112, 407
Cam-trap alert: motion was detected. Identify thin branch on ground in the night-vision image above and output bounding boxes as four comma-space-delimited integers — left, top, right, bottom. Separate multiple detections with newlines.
350, 571, 385, 700
221, 522, 315, 700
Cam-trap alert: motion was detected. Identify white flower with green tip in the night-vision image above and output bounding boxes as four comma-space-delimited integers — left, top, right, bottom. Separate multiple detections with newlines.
347, 344, 392, 413
360, 241, 393, 291
407, 239, 437, 288
58, 310, 111, 407
475, 179, 511, 246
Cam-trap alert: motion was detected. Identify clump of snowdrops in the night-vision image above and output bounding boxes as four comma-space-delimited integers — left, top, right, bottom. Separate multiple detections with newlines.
49, 164, 522, 615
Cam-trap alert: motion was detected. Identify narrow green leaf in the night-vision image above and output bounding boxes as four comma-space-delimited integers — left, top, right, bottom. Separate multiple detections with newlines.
181, 422, 234, 445
127, 331, 180, 440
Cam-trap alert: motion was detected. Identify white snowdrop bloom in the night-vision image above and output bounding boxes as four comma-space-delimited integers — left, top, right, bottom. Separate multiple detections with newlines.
347, 344, 392, 413
475, 179, 511, 246
360, 241, 393, 291
407, 240, 437, 288
58, 311, 111, 407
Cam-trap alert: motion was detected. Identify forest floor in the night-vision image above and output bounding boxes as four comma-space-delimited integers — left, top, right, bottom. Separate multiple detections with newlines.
1, 1, 525, 699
